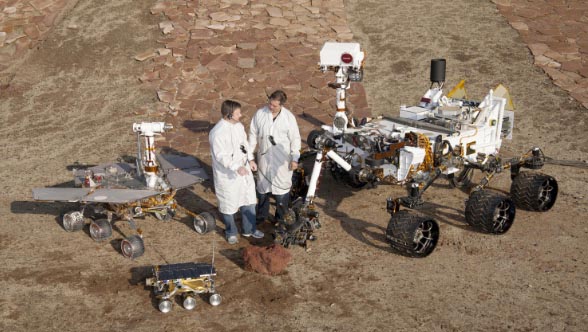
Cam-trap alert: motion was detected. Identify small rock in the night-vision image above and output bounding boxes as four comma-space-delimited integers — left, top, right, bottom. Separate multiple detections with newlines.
207, 24, 226, 30
157, 90, 175, 103
306, 6, 320, 14
134, 50, 156, 61
528, 43, 549, 56
331, 25, 351, 34
269, 17, 290, 26
238, 57, 256, 69
209, 45, 236, 55
159, 21, 174, 34
510, 21, 529, 31
266, 6, 283, 18
158, 48, 172, 56
221, 0, 248, 4
210, 12, 231, 21
5, 32, 26, 44
237, 42, 257, 50
67, 23, 79, 29
3, 7, 17, 14
248, 78, 255, 83
534, 55, 561, 69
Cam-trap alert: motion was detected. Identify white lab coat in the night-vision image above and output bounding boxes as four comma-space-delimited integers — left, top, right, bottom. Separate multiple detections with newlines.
209, 119, 257, 214
249, 106, 301, 195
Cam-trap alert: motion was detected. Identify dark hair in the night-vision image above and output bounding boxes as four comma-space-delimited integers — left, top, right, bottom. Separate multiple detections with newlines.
221, 100, 241, 119
268, 90, 287, 105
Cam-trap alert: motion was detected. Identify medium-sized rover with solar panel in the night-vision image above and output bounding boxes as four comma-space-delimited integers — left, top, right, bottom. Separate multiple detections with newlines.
32, 122, 216, 259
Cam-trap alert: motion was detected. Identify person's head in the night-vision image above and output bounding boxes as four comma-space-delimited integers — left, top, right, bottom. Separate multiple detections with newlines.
267, 90, 287, 114
221, 99, 242, 122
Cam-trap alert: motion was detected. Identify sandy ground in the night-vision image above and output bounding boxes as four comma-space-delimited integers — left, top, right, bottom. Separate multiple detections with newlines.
1, 0, 588, 331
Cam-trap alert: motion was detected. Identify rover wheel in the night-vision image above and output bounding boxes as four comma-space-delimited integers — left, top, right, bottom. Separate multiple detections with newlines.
510, 172, 558, 211
450, 167, 473, 189
158, 299, 173, 313
209, 293, 222, 306
89, 219, 112, 241
465, 190, 516, 234
386, 210, 439, 258
193, 212, 216, 234
121, 235, 145, 259
330, 165, 367, 189
62, 211, 84, 232
307, 129, 324, 150
183, 295, 196, 310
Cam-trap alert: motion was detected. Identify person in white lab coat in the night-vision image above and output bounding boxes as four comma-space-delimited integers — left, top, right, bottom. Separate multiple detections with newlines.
210, 100, 264, 244
249, 90, 301, 224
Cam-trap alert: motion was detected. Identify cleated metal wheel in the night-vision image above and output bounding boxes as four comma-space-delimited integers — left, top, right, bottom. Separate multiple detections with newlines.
450, 167, 474, 189
62, 211, 84, 232
89, 219, 112, 241
465, 190, 516, 234
209, 293, 222, 306
386, 210, 439, 258
183, 295, 196, 310
193, 212, 216, 234
510, 172, 558, 211
121, 235, 145, 259
158, 299, 173, 313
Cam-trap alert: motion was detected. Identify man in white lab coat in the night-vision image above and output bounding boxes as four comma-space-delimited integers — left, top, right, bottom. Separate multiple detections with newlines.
210, 100, 264, 244
249, 90, 301, 225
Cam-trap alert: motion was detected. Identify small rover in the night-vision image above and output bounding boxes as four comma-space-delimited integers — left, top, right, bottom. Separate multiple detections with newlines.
145, 262, 221, 313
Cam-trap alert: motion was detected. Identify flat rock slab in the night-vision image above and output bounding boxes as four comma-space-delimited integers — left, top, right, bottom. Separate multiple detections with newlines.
494, 0, 588, 109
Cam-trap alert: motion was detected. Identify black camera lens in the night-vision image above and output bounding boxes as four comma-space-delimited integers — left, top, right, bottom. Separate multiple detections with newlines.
268, 136, 276, 146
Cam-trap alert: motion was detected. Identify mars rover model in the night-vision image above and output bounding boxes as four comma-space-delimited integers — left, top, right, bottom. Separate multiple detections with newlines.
145, 262, 221, 313
276, 42, 558, 257
32, 122, 216, 259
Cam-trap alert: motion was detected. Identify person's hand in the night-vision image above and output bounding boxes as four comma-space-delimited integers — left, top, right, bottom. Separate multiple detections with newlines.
290, 161, 299, 170
237, 166, 249, 176
249, 160, 257, 172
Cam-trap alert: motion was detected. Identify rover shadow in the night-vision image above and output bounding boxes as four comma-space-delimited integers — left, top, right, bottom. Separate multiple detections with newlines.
297, 112, 326, 128
309, 172, 399, 253
219, 248, 244, 269
173, 188, 220, 236
159, 146, 214, 191
408, 201, 470, 231
10, 200, 80, 232
10, 199, 76, 216
129, 265, 162, 311
183, 119, 212, 133
156, 145, 218, 234
129, 265, 154, 286
325, 204, 395, 253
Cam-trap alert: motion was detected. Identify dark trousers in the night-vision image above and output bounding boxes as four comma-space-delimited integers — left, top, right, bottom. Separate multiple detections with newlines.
256, 191, 290, 223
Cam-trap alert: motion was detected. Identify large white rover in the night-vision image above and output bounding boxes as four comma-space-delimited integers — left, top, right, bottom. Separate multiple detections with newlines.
276, 42, 558, 257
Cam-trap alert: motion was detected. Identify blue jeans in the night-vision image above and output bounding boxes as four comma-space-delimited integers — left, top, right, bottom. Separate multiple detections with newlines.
256, 192, 290, 223
220, 204, 256, 238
